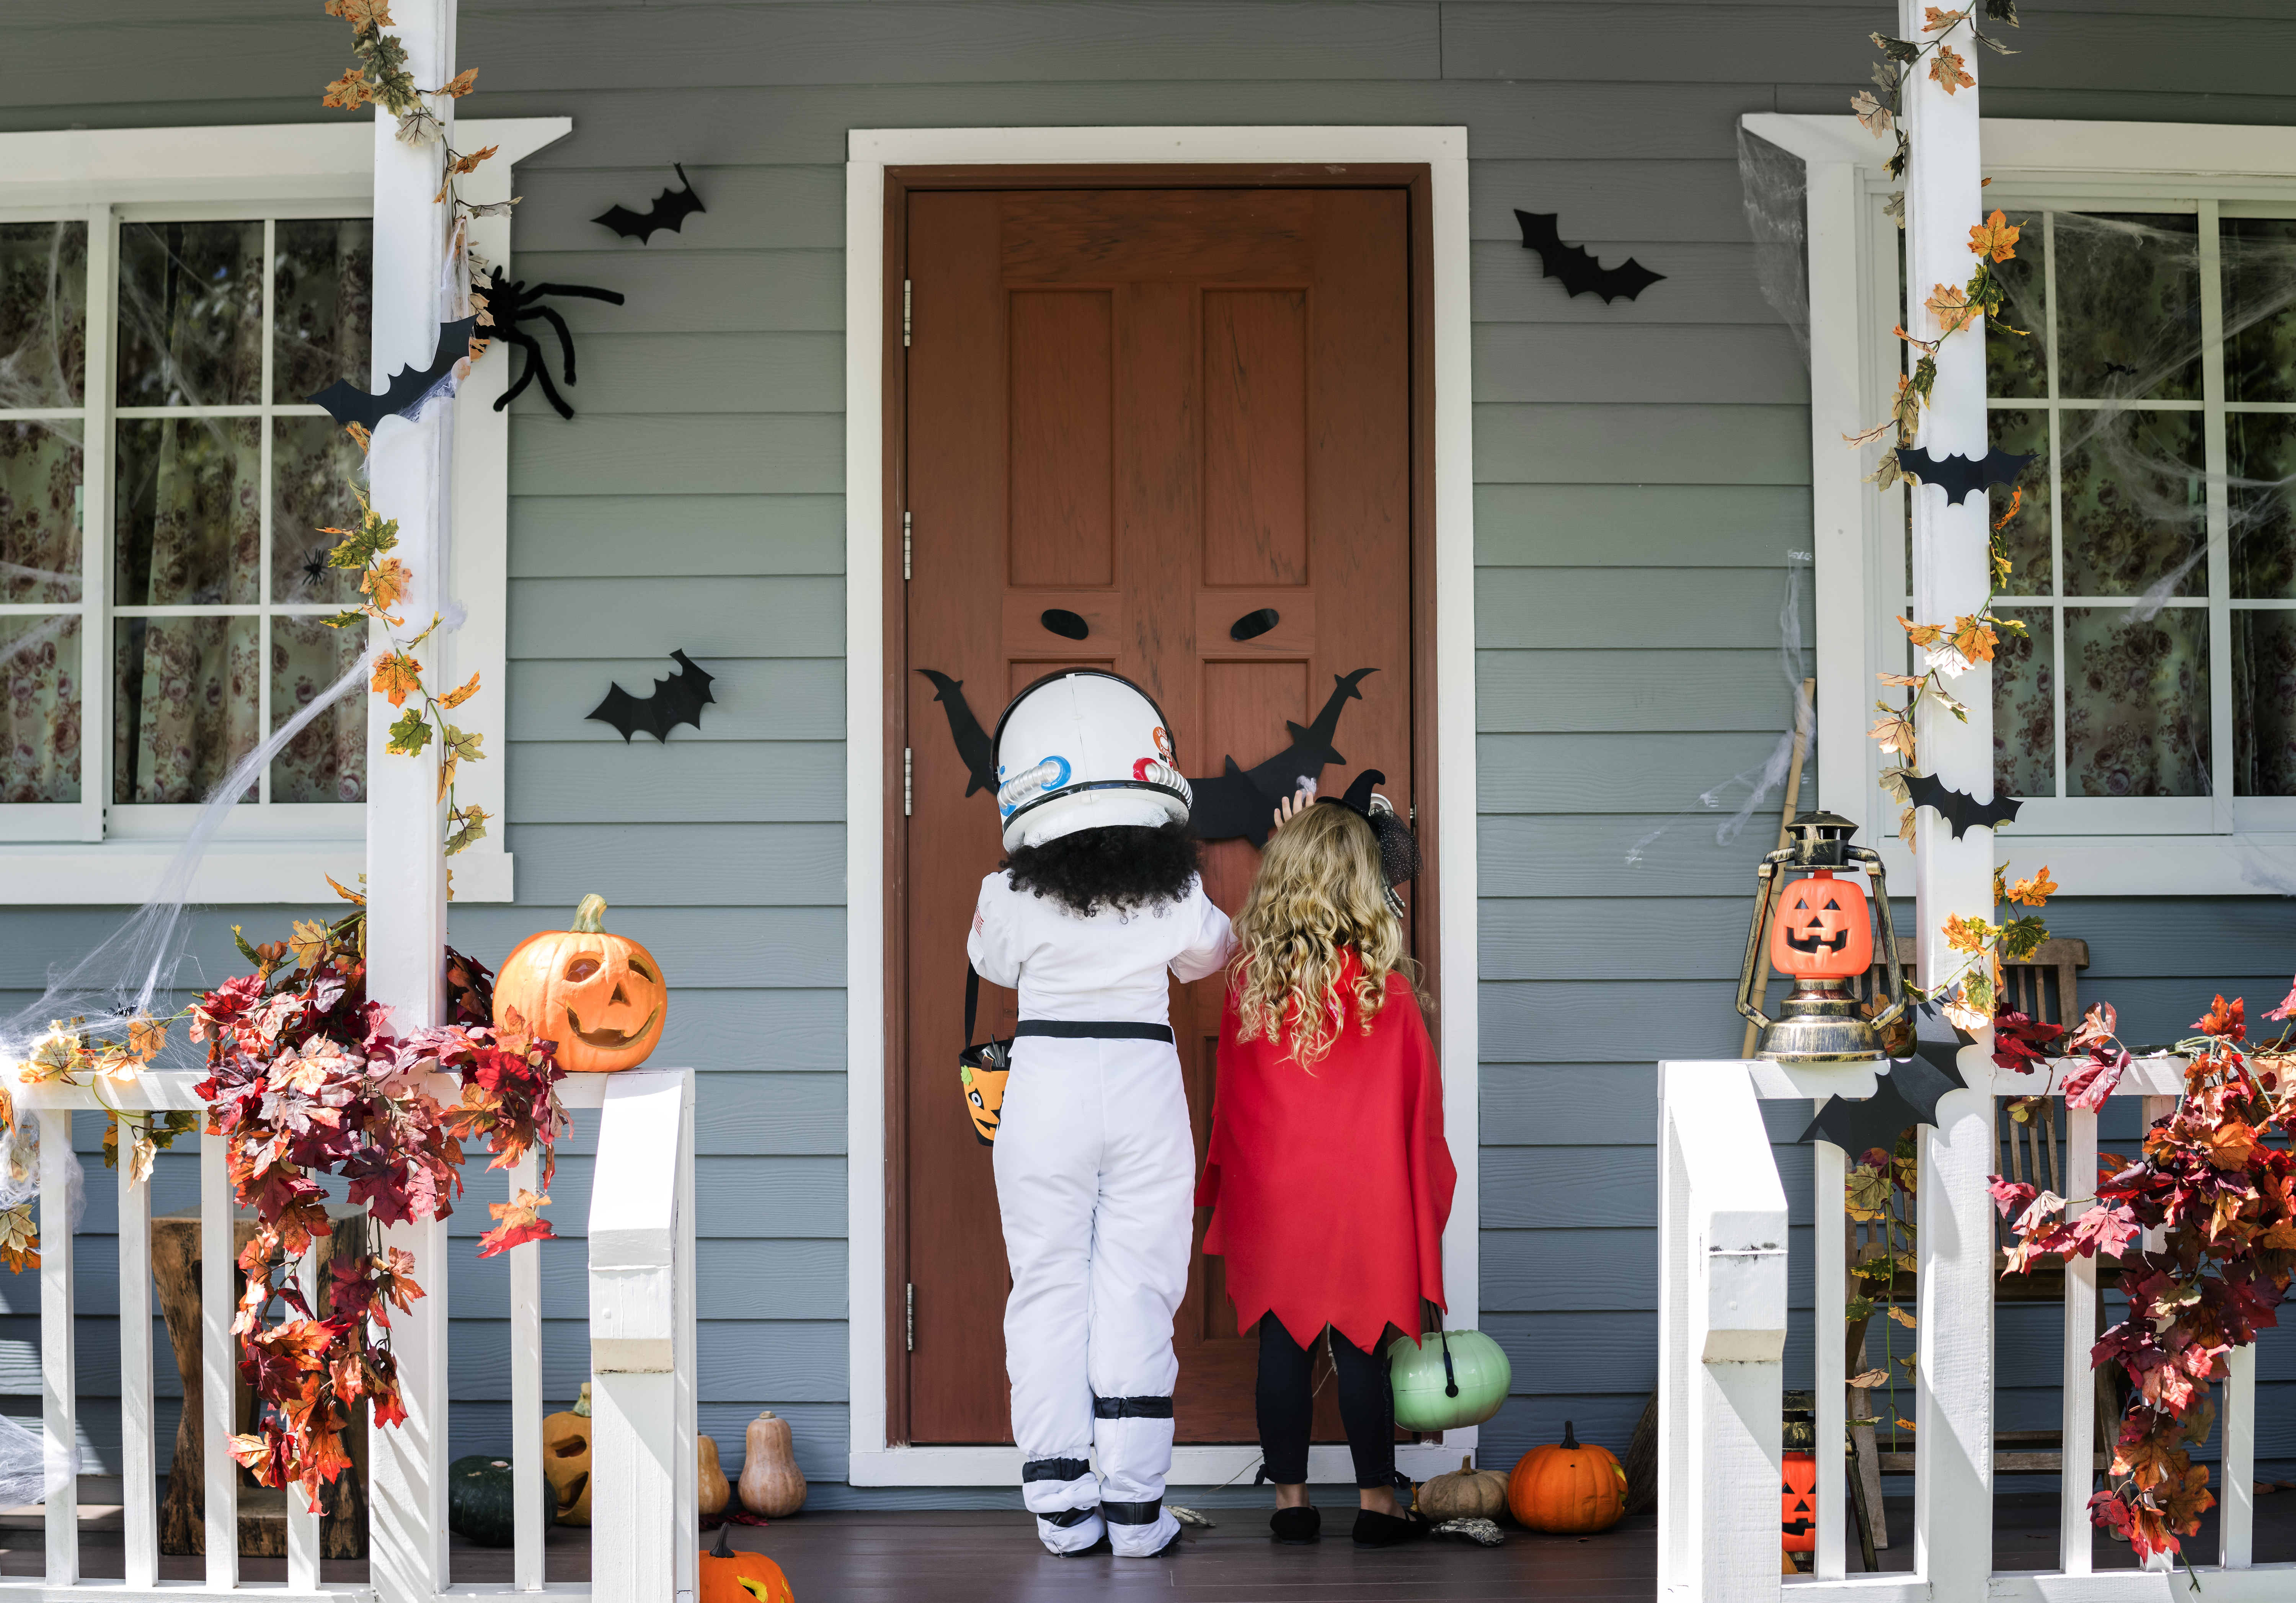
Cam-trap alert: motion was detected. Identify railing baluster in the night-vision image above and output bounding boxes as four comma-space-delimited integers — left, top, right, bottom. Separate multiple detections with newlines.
39, 1110, 78, 1584
286, 1238, 321, 1589
1813, 1133, 1847, 1580
510, 1150, 544, 1592
120, 1116, 158, 1587
2221, 1343, 2254, 1568
2059, 1099, 2098, 1577
201, 1129, 238, 1587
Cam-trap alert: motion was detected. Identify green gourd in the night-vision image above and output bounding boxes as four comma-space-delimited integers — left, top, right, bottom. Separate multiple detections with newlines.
447, 1455, 553, 1548
1385, 1327, 1513, 1432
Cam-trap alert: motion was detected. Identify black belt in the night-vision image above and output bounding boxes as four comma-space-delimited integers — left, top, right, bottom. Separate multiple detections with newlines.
1015, 1020, 1174, 1043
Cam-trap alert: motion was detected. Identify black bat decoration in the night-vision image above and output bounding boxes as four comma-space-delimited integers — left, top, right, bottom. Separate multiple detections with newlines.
1186, 669, 1377, 846
307, 316, 478, 429
483, 268, 625, 420
1898, 446, 2033, 506
587, 650, 716, 743
594, 164, 707, 244
1801, 998, 1973, 1152
1514, 210, 1666, 303
918, 669, 998, 797
910, 666, 1376, 846
1903, 771, 2022, 839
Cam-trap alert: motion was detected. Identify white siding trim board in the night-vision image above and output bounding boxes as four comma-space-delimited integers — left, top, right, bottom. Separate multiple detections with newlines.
842, 124, 1479, 1488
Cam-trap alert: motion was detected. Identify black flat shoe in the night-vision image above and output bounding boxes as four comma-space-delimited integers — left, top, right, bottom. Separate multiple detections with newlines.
1352, 1509, 1432, 1547
1270, 1506, 1322, 1545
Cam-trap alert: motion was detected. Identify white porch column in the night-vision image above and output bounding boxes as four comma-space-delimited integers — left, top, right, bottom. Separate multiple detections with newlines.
365, 5, 457, 1601
1899, 4, 1997, 1593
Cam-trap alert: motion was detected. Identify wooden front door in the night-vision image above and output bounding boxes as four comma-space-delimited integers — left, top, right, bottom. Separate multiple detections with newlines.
897, 183, 1420, 1445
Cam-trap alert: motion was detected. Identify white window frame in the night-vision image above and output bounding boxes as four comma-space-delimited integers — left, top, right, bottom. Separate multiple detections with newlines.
843, 124, 1478, 1488
1746, 114, 2296, 896
0, 119, 567, 904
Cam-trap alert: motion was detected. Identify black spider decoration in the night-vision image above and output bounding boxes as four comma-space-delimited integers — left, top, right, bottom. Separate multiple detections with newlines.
480, 267, 625, 420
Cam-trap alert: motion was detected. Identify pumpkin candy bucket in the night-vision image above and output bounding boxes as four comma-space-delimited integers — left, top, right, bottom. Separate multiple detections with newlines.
494, 895, 667, 1072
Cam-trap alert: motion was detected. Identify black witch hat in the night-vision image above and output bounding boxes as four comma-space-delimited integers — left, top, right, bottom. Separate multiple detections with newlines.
1319, 769, 1422, 914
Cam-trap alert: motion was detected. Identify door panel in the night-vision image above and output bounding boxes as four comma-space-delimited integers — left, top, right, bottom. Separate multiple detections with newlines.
901, 185, 1415, 1445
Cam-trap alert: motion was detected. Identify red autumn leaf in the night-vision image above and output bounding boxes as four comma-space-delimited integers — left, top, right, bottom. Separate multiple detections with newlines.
2194, 994, 2246, 1040
2265, 977, 2296, 1022
2064, 1046, 2130, 1112
478, 1188, 555, 1257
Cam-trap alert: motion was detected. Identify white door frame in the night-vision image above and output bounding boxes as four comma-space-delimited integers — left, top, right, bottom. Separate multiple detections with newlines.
842, 125, 1478, 1487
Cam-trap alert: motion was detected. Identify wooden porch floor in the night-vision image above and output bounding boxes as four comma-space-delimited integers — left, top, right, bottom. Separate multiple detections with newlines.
8, 1495, 2296, 1597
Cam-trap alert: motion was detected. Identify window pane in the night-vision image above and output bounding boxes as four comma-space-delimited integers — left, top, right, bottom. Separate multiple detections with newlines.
1, 613, 81, 803
1985, 217, 2046, 401
114, 417, 260, 606
2061, 410, 2206, 599
272, 416, 366, 604
2232, 610, 2296, 796
2052, 213, 2202, 402
270, 616, 366, 802
273, 219, 373, 405
0, 222, 86, 408
2065, 605, 2210, 797
1988, 406, 2051, 595
116, 221, 264, 408
1992, 606, 2054, 798
2, 420, 82, 603
113, 615, 259, 804
2223, 217, 2296, 406
2228, 413, 2296, 601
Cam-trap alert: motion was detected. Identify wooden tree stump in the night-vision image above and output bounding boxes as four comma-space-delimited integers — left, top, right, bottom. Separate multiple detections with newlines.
151, 1205, 370, 1558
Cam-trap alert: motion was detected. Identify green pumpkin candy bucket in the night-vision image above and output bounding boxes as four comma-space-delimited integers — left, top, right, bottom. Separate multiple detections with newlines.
1387, 1320, 1511, 1432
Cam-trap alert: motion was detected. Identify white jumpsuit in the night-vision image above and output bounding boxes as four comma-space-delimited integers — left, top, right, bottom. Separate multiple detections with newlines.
967, 869, 1235, 1557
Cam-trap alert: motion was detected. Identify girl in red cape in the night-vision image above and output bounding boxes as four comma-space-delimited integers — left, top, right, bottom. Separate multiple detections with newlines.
1195, 776, 1455, 1547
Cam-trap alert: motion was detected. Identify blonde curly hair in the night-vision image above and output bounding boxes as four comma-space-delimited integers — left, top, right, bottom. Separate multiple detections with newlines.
1229, 801, 1412, 1068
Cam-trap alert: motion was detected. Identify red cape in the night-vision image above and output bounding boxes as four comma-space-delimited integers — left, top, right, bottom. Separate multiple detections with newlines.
1195, 957, 1456, 1353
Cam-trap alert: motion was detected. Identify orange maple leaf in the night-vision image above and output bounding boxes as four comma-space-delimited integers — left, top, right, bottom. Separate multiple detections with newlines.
320, 69, 373, 111
1926, 281, 1978, 338
1930, 44, 1975, 94
1943, 913, 1992, 955
1969, 209, 2022, 263
361, 555, 411, 614
439, 671, 481, 710
437, 68, 479, 99
372, 652, 423, 708
1922, 6, 1968, 31
1896, 615, 1945, 650
1947, 614, 2000, 665
2005, 866, 2057, 907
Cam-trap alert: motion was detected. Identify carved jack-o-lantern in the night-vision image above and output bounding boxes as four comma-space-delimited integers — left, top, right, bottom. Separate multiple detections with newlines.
495, 895, 668, 1073
1768, 868, 1874, 980
1780, 1450, 1817, 1552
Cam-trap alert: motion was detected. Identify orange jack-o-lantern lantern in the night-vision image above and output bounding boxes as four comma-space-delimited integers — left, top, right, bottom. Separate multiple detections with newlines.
495, 895, 667, 1073
1767, 869, 1873, 980
699, 1524, 794, 1603
1781, 1450, 1817, 1552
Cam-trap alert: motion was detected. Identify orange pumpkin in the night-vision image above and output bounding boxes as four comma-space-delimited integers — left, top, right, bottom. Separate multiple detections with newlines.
494, 895, 667, 1073
1768, 869, 1873, 981
700, 1524, 793, 1603
1508, 1420, 1627, 1534
1781, 1450, 1817, 1553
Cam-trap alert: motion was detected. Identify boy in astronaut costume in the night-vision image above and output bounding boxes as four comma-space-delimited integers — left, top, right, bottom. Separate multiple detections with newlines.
968, 671, 1234, 1559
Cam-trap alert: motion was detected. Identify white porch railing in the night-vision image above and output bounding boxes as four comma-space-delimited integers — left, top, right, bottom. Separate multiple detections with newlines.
9, 1066, 695, 1603
1658, 1055, 2291, 1603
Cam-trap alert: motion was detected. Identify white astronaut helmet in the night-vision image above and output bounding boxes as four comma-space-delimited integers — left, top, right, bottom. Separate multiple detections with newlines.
991, 670, 1194, 850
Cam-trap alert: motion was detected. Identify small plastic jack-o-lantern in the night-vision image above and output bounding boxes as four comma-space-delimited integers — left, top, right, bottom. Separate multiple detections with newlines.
1768, 869, 1874, 981
542, 1383, 593, 1524
495, 895, 668, 1072
1781, 1449, 1818, 1553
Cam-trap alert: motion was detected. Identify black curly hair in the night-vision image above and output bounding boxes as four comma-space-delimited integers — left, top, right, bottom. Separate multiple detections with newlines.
1001, 821, 1202, 919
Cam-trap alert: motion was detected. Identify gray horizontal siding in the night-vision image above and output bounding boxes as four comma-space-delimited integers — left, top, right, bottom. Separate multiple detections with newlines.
8, 0, 2296, 1506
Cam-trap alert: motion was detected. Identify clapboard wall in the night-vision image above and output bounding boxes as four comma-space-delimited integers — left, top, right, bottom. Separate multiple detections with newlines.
4, 0, 2295, 1505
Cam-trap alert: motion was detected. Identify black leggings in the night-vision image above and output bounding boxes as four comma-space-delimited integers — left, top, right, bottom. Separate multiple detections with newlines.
1256, 1314, 1394, 1489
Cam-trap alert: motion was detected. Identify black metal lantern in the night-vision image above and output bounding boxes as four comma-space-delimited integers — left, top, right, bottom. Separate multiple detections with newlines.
1735, 812, 1906, 1063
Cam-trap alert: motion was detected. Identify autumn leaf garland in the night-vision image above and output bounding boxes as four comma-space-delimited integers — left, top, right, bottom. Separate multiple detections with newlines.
318, 488, 491, 857
1995, 992, 2296, 1566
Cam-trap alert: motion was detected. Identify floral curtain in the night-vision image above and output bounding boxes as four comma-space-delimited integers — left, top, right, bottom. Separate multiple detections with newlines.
0, 223, 87, 804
